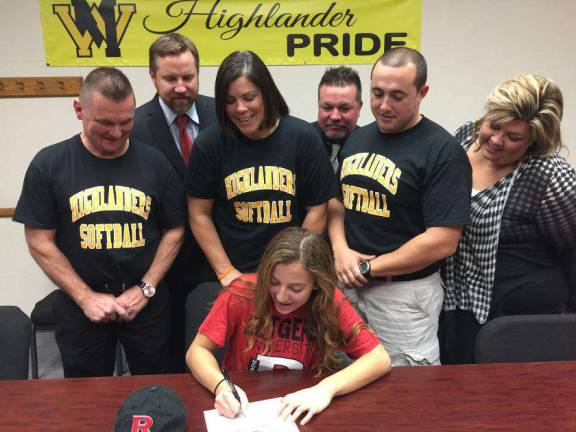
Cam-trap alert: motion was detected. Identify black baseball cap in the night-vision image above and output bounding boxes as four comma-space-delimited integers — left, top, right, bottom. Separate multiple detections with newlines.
115, 385, 187, 431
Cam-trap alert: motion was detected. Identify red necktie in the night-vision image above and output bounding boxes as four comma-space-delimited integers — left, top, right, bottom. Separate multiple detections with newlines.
176, 114, 193, 165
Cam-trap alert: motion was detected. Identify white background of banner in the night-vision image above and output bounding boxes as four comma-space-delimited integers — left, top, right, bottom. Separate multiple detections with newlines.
1, 0, 576, 314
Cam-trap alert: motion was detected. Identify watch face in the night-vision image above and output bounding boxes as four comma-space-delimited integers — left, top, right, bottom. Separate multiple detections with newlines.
141, 283, 156, 298
359, 261, 370, 276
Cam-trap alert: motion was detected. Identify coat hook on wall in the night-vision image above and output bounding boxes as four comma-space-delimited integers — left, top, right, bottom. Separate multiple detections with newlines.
0, 76, 82, 98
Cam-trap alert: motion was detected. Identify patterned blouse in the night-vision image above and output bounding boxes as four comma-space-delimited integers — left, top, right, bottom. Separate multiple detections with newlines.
442, 121, 576, 324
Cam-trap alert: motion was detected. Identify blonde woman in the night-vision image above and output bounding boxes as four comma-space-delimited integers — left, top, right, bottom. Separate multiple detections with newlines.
187, 227, 390, 425
441, 74, 576, 364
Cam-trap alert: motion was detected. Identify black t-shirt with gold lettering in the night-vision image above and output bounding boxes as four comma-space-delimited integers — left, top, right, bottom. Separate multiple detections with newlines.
338, 118, 472, 276
186, 116, 337, 271
14, 134, 185, 286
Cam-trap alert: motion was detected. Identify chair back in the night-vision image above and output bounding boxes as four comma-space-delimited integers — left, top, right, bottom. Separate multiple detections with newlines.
185, 282, 224, 364
475, 314, 576, 363
0, 306, 32, 380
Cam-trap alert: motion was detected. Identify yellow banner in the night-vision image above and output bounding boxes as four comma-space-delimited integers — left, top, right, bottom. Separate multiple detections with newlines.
39, 0, 421, 66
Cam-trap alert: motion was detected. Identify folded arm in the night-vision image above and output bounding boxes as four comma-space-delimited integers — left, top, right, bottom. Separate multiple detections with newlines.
369, 225, 462, 278
329, 197, 462, 288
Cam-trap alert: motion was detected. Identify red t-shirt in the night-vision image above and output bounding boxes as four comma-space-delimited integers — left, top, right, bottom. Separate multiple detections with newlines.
199, 274, 380, 372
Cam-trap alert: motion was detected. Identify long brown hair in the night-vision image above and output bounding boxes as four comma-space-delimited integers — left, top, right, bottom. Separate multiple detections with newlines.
244, 227, 367, 376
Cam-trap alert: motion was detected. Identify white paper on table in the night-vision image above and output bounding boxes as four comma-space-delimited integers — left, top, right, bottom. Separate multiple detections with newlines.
203, 397, 300, 432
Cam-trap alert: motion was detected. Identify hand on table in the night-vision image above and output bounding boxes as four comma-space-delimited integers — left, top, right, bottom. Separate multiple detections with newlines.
279, 384, 333, 426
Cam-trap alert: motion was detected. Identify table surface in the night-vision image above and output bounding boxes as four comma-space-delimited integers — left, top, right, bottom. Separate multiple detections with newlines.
1, 361, 576, 431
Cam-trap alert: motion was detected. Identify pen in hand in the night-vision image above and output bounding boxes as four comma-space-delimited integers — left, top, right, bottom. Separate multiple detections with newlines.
222, 367, 245, 417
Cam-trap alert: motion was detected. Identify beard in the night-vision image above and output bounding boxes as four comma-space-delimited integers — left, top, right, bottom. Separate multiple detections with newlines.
322, 123, 348, 143
167, 95, 194, 113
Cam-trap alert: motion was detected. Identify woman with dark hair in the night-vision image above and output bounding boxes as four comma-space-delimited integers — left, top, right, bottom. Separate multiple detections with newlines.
187, 227, 390, 424
441, 74, 576, 364
186, 51, 337, 287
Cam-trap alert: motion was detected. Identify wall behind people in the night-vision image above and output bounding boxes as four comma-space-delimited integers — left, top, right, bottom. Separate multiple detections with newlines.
1, 0, 575, 314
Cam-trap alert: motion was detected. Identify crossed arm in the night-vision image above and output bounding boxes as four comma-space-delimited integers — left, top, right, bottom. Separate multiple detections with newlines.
328, 198, 462, 288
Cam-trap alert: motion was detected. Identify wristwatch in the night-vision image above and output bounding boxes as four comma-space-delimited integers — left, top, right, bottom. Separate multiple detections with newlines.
358, 260, 372, 279
138, 280, 156, 298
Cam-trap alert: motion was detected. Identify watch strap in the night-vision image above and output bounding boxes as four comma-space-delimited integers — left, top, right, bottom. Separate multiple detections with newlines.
138, 280, 156, 297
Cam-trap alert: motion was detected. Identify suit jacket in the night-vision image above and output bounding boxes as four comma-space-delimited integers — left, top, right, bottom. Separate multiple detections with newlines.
133, 94, 216, 179
132, 94, 217, 286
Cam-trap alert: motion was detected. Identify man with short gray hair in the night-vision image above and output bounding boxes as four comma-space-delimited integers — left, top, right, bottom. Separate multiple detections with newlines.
14, 67, 185, 377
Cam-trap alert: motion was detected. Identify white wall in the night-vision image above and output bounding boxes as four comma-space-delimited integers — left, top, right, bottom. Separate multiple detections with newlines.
1, 0, 575, 315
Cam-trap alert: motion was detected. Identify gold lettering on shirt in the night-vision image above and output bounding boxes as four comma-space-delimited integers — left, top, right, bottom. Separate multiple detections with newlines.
79, 223, 146, 250
224, 166, 296, 199
340, 153, 401, 195
69, 186, 153, 223
233, 200, 293, 224
70, 185, 153, 251
341, 184, 390, 218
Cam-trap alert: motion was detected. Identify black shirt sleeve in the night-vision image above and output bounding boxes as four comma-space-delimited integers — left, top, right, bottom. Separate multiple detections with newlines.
185, 126, 221, 199
13, 150, 58, 229
422, 143, 472, 227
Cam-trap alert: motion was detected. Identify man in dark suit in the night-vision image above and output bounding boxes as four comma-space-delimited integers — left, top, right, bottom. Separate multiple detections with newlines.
132, 33, 216, 372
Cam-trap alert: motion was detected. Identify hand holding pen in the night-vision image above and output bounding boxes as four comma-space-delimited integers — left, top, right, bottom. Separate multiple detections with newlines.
214, 367, 249, 418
